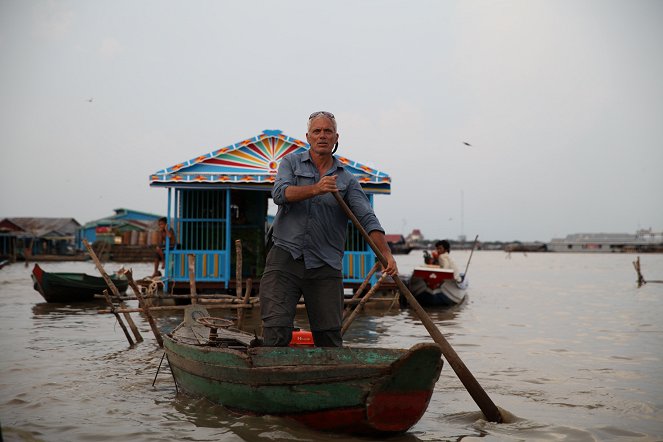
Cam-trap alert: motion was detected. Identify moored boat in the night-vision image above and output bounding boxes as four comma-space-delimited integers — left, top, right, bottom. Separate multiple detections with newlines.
31, 263, 128, 303
164, 307, 444, 435
403, 266, 468, 307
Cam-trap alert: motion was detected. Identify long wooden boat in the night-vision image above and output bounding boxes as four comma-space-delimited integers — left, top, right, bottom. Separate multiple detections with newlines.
31, 263, 128, 303
164, 306, 444, 435
403, 266, 468, 307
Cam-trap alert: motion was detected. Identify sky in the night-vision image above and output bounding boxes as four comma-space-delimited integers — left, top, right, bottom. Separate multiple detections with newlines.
1, 0, 662, 242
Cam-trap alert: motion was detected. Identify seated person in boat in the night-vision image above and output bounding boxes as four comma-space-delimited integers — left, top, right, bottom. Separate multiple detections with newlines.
153, 217, 176, 277
260, 111, 397, 348
435, 240, 462, 282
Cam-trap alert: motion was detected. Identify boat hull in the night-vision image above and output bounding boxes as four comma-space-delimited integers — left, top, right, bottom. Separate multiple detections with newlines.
31, 263, 128, 303
163, 335, 443, 434
406, 267, 468, 307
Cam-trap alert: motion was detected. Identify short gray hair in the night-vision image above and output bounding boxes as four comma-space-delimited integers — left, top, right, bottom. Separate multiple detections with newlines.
307, 112, 337, 132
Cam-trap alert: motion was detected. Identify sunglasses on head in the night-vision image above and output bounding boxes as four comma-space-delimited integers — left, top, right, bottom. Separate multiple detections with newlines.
308, 111, 335, 120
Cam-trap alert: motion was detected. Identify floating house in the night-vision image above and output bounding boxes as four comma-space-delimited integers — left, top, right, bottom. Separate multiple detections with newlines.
0, 217, 81, 259
77, 208, 163, 248
150, 129, 391, 292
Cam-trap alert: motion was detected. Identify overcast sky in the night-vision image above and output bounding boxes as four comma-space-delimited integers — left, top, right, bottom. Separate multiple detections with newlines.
1, 0, 661, 242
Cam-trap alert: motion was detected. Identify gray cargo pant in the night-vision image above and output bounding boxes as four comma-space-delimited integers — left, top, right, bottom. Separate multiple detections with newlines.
260, 246, 344, 347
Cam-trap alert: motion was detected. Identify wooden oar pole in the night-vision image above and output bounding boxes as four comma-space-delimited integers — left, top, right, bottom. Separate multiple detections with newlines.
125, 269, 163, 347
83, 239, 143, 343
332, 191, 503, 423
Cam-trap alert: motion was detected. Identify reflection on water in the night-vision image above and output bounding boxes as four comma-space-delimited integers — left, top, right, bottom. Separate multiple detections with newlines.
1, 255, 663, 441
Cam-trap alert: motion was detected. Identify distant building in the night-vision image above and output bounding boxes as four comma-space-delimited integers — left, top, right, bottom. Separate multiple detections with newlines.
548, 229, 663, 253
0, 217, 81, 259
77, 208, 163, 248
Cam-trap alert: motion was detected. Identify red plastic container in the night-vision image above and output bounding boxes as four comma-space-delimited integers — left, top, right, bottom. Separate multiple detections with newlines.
289, 329, 314, 347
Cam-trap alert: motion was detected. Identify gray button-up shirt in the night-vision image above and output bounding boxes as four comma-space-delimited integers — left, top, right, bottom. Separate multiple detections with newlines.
272, 151, 384, 270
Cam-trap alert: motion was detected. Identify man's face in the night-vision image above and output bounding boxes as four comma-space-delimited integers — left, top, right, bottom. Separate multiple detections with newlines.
306, 116, 338, 157
158, 221, 166, 230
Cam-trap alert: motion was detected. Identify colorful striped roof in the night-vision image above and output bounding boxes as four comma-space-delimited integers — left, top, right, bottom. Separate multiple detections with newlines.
149, 130, 391, 194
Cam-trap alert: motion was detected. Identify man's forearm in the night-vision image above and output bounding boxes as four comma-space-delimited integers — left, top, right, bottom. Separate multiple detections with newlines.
284, 184, 321, 203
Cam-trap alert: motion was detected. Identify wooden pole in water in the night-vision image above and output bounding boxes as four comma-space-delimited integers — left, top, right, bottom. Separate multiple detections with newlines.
102, 289, 134, 346
332, 191, 503, 423
125, 269, 163, 347
82, 239, 143, 343
188, 254, 197, 304
235, 240, 243, 299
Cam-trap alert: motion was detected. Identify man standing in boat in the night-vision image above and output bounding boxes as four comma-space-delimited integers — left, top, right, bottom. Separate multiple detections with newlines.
260, 111, 397, 347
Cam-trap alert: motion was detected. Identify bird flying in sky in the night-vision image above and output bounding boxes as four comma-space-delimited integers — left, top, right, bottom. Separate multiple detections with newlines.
463, 141, 472, 147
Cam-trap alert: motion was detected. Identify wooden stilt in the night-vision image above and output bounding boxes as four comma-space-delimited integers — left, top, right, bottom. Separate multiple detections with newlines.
633, 256, 646, 287
342, 262, 380, 321
82, 239, 143, 343
188, 254, 197, 304
341, 272, 389, 335
125, 269, 163, 347
236, 278, 252, 330
103, 289, 134, 346
235, 240, 243, 299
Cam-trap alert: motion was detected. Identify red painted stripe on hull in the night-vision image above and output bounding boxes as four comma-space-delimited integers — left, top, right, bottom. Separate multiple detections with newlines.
285, 390, 431, 434
367, 390, 432, 432
289, 407, 368, 433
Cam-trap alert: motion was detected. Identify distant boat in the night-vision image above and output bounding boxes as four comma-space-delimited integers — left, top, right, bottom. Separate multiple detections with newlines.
30, 263, 128, 303
385, 234, 413, 255
164, 306, 444, 435
403, 266, 468, 307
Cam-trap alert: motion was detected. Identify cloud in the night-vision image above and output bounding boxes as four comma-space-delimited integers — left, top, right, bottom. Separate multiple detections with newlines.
99, 37, 123, 60
32, 1, 75, 40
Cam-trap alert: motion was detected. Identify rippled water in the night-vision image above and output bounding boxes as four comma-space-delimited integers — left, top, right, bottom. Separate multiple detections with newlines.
1, 252, 662, 441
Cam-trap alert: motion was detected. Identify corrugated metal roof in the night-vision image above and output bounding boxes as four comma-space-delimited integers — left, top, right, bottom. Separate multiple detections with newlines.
1, 218, 80, 237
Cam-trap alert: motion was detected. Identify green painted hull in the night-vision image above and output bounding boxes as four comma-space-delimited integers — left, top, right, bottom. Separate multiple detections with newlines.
31, 263, 128, 303
164, 332, 443, 434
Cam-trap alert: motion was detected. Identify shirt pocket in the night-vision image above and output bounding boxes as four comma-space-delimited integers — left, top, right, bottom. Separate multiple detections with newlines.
293, 167, 316, 186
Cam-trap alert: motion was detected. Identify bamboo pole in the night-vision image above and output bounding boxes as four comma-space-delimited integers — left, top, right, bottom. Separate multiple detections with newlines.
235, 240, 243, 299
188, 254, 197, 304
236, 278, 252, 330
125, 269, 163, 347
98, 303, 254, 314
82, 239, 143, 343
342, 261, 380, 321
341, 272, 389, 335
102, 289, 134, 346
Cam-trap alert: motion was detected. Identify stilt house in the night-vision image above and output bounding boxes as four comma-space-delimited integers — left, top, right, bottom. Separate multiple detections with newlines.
150, 129, 391, 292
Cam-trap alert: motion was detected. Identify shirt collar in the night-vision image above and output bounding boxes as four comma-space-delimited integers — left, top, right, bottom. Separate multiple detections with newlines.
301, 151, 344, 174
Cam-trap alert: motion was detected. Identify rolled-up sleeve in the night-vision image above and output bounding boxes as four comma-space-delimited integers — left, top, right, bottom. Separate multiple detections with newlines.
272, 156, 294, 206
345, 177, 384, 234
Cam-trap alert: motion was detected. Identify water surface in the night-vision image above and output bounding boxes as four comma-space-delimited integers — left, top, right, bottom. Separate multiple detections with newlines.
1, 252, 662, 441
